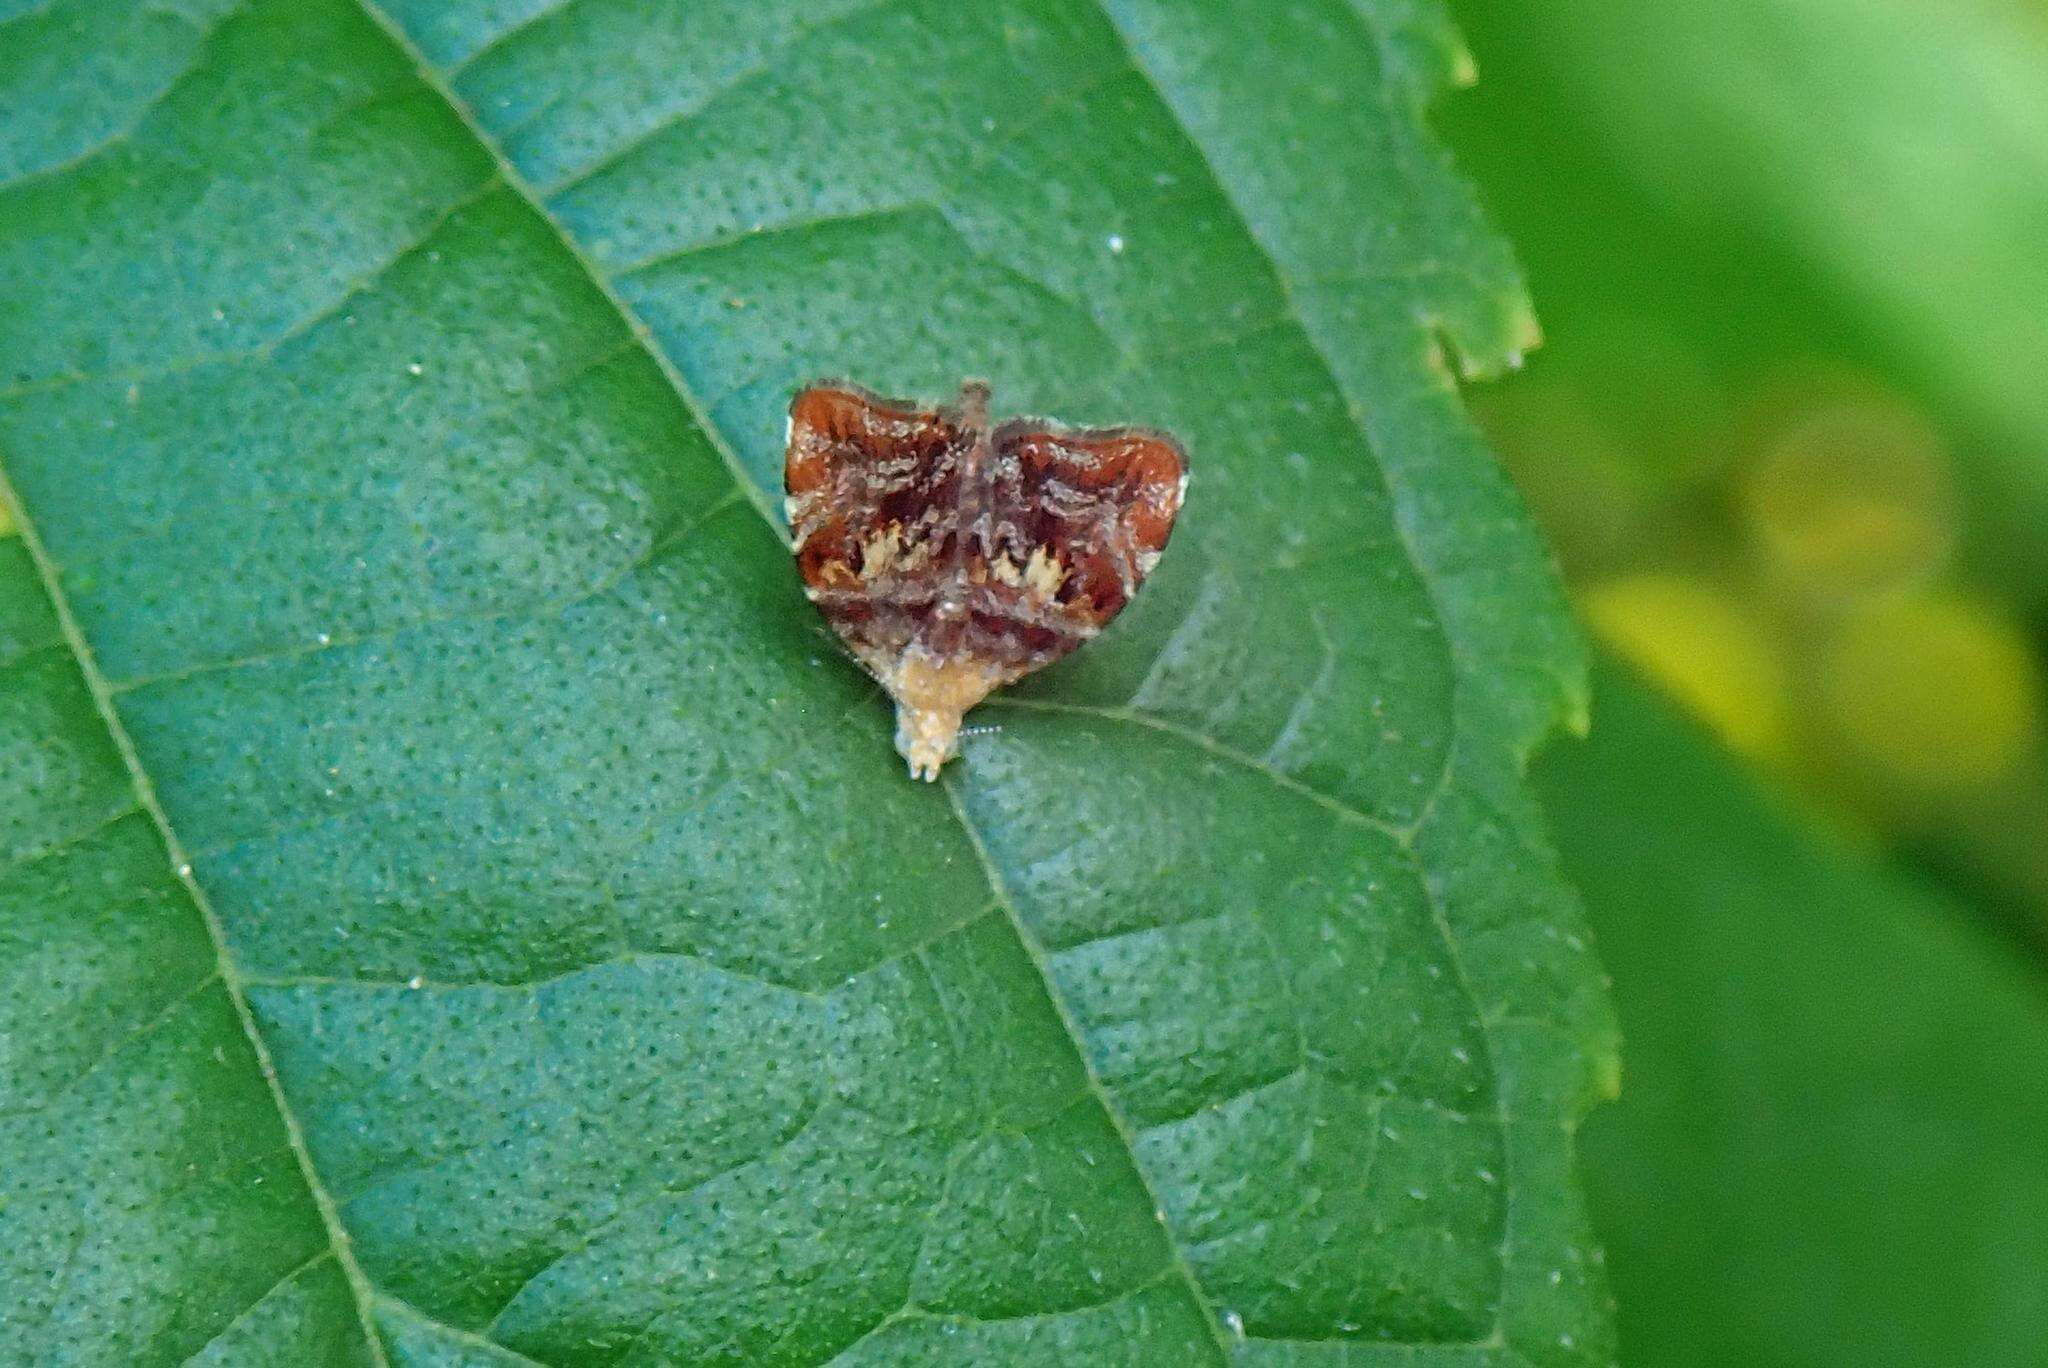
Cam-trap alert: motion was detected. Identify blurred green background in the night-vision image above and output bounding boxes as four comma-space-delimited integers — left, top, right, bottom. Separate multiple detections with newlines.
1436, 0, 2048, 1362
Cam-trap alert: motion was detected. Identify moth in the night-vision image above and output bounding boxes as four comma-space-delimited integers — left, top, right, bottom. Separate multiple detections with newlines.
785, 379, 1187, 779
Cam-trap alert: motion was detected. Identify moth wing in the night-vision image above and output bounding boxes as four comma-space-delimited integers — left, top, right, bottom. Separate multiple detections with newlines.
785, 381, 973, 596
991, 419, 1187, 628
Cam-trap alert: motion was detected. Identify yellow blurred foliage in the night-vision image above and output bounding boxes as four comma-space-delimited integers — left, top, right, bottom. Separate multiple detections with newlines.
1817, 589, 2044, 791
1581, 573, 1791, 760
1742, 395, 1956, 602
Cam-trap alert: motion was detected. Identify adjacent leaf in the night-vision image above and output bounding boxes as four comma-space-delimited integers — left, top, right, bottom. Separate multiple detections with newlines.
1441, 0, 2048, 600
0, 1, 1615, 1363
1537, 661, 2048, 1368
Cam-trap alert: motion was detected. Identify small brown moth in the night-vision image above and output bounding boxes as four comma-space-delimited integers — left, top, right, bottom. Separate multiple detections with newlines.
785, 379, 1187, 779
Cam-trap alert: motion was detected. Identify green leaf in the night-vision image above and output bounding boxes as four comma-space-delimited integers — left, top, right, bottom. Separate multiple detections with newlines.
0, 1, 1614, 1363
1538, 660, 2048, 1368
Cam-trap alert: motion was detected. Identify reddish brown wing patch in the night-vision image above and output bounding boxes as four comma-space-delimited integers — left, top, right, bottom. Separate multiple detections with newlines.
785, 382, 974, 660
785, 379, 1186, 778
991, 420, 1186, 632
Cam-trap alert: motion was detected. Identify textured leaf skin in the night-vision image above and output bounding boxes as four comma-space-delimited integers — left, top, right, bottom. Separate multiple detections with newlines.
1539, 663, 2048, 1368
0, 535, 374, 1363
0, 1, 1614, 1364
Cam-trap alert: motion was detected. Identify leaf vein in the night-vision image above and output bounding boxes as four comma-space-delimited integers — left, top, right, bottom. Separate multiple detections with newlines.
0, 464, 392, 1363
940, 778, 1234, 1364
0, 0, 248, 194
0, 968, 219, 1120
106, 487, 748, 697
176, 1248, 337, 1366
529, 0, 910, 201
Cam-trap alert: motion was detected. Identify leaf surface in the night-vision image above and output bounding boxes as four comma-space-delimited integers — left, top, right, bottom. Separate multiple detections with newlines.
0, 1, 1614, 1363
